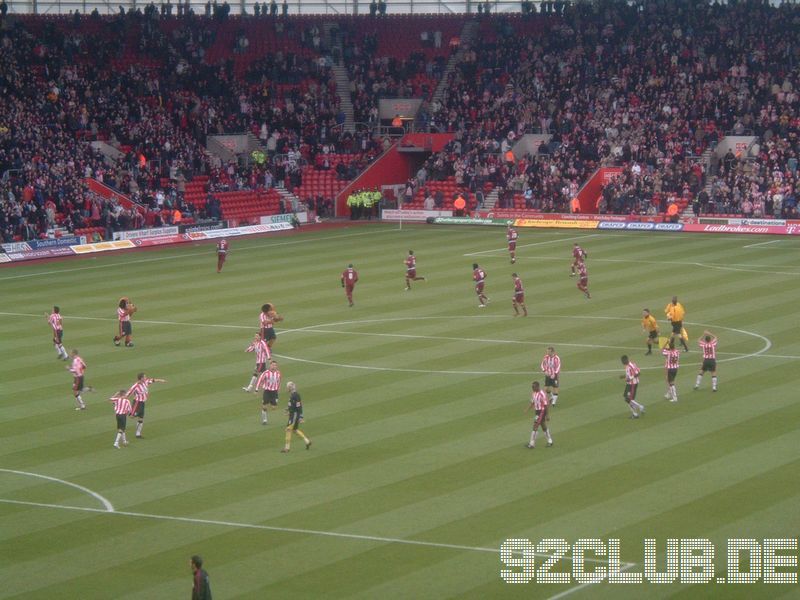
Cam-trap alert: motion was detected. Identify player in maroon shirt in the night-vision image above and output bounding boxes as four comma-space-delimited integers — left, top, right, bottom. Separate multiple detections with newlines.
472, 263, 489, 307
216, 239, 228, 273
576, 260, 591, 299
511, 273, 527, 317
404, 250, 426, 290
341, 264, 359, 307
507, 225, 519, 264
570, 243, 587, 276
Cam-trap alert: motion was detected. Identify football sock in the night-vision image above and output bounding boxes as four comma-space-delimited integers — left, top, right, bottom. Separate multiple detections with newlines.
284, 430, 292, 449
631, 401, 642, 413
297, 429, 309, 443
712, 376, 718, 390
261, 409, 268, 423
121, 433, 128, 445
76, 395, 84, 408
248, 376, 257, 389
115, 432, 122, 446
670, 385, 677, 400
695, 374, 702, 387
552, 394, 558, 405
136, 421, 143, 436
545, 429, 552, 443
529, 431, 536, 445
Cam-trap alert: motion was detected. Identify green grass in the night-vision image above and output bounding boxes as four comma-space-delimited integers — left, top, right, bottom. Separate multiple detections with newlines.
1, 223, 800, 599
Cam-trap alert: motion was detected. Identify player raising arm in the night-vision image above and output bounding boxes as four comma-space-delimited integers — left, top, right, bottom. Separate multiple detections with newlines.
243, 332, 271, 392
695, 330, 719, 392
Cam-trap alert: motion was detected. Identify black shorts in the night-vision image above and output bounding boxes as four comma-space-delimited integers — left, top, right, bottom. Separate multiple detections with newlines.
254, 362, 267, 375
533, 409, 547, 426
261, 327, 276, 341
701, 359, 716, 373
262, 390, 278, 406
132, 401, 145, 418
666, 368, 678, 383
121, 321, 132, 336
648, 330, 658, 341
624, 383, 637, 401
286, 412, 302, 430
73, 376, 84, 392
116, 414, 127, 430
54, 330, 63, 344
544, 376, 559, 389
671, 321, 682, 335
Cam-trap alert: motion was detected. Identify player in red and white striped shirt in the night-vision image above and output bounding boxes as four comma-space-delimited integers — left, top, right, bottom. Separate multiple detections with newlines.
524, 381, 553, 448
256, 360, 281, 424
243, 332, 272, 392
109, 389, 132, 449
46, 306, 69, 360
259, 303, 283, 349
620, 355, 645, 418
66, 349, 93, 410
113, 298, 136, 347
662, 339, 680, 402
695, 330, 719, 392
540, 347, 561, 405
126, 372, 166, 438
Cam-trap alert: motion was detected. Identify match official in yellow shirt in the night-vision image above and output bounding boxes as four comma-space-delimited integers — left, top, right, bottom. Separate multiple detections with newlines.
641, 308, 659, 355
664, 296, 689, 351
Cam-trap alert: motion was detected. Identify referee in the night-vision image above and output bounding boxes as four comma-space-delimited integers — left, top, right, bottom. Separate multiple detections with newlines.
664, 296, 689, 351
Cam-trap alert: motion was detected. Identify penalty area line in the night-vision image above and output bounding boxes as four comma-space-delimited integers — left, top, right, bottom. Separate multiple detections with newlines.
0, 498, 634, 567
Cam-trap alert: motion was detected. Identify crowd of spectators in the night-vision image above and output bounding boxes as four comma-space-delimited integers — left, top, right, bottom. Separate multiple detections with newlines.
421, 0, 800, 217
4, 2, 800, 243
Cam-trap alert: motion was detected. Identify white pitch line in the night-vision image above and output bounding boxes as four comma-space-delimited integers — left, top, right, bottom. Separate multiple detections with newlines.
0, 497, 630, 567
464, 234, 601, 256
545, 562, 637, 600
0, 468, 114, 512
0, 228, 393, 281
743, 239, 782, 249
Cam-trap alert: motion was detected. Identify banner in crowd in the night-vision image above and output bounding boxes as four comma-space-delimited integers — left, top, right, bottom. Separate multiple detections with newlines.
180, 221, 228, 234
598, 222, 685, 231
382, 209, 453, 222
431, 217, 511, 226
259, 211, 309, 225
515, 218, 599, 229
481, 210, 663, 223
681, 223, 800, 235
193, 222, 294, 239
72, 240, 137, 254
4, 246, 79, 261
113, 226, 180, 241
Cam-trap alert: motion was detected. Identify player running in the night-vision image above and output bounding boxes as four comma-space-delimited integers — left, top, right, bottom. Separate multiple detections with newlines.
620, 355, 645, 418
524, 381, 553, 448
67, 349, 94, 410
641, 308, 659, 355
341, 264, 359, 307
662, 339, 680, 402
507, 225, 519, 264
216, 238, 229, 273
472, 263, 489, 307
404, 250, 426, 290
695, 330, 719, 392
281, 381, 312, 453
540, 347, 561, 406
511, 273, 527, 317
243, 332, 271, 392
576, 260, 591, 299
570, 243, 587, 276
46, 305, 69, 360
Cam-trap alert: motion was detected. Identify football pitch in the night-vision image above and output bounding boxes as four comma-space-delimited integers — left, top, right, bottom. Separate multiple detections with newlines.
1, 223, 799, 599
